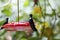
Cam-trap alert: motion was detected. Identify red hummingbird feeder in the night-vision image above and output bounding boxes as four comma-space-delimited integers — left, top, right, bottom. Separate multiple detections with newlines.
0, 14, 37, 32
0, 0, 37, 32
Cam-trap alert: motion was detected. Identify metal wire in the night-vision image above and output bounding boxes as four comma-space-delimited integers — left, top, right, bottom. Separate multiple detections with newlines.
17, 0, 19, 22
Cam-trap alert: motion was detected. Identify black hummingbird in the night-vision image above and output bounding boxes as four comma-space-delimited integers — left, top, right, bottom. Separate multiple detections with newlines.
3, 18, 9, 25
29, 14, 37, 31
0, 18, 9, 29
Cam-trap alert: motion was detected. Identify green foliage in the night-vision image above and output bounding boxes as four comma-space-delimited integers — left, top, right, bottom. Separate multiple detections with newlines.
1, 4, 12, 16
0, 0, 60, 40
23, 0, 30, 7
16, 13, 29, 22
28, 37, 39, 40
12, 31, 27, 40
21, 38, 27, 40
57, 21, 60, 27
0, 30, 6, 36
0, 0, 8, 2
0, 20, 5, 26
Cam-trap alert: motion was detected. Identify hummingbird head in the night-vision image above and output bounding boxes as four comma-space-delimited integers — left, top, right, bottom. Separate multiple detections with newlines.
6, 18, 9, 20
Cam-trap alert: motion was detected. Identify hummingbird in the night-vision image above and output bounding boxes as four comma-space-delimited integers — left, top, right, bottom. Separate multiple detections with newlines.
3, 18, 9, 25
0, 18, 9, 29
29, 14, 37, 31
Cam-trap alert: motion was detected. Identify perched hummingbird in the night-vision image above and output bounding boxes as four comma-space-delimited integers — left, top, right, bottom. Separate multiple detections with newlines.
3, 18, 9, 25
0, 18, 9, 29
29, 14, 37, 31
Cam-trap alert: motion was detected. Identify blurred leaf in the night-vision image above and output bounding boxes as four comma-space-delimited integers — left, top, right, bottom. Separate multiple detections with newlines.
0, 0, 8, 2
1, 4, 12, 16
32, 6, 43, 18
42, 22, 49, 28
44, 28, 53, 37
0, 30, 6, 36
16, 16, 23, 22
0, 20, 5, 26
51, 9, 56, 16
13, 31, 21, 39
0, 0, 5, 2
28, 37, 39, 40
33, 6, 42, 13
2, 9, 12, 16
16, 13, 29, 22
13, 31, 27, 40
4, 4, 12, 9
24, 0, 30, 7
22, 13, 29, 20
57, 13, 60, 18
21, 38, 27, 40
57, 21, 60, 27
